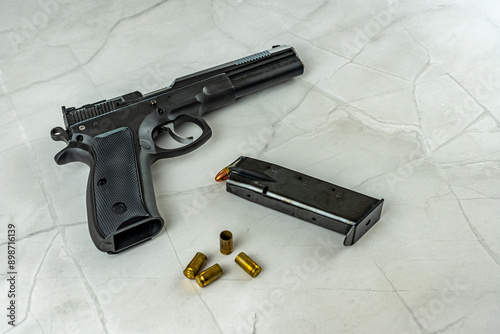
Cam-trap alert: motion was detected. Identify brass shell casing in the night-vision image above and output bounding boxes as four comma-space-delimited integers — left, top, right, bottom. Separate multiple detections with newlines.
235, 252, 261, 278
219, 230, 233, 255
183, 252, 208, 279
195, 264, 223, 287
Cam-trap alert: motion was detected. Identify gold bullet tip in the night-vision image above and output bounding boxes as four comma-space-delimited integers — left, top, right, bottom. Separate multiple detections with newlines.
215, 167, 230, 182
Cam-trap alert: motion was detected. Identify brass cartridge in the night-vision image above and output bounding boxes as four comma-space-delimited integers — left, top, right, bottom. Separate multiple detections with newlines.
235, 252, 261, 278
219, 230, 233, 255
183, 252, 207, 279
195, 264, 223, 287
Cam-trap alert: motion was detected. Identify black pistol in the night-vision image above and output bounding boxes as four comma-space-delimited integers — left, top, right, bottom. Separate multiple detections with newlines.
51, 45, 304, 253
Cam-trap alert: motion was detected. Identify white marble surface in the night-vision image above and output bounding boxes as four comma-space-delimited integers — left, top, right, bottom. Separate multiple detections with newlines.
0, 0, 499, 333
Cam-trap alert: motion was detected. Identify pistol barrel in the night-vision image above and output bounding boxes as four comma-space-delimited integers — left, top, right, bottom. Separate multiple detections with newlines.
227, 46, 304, 98
160, 45, 304, 99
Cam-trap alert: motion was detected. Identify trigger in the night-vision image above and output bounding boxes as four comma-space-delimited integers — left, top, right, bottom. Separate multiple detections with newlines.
160, 124, 194, 144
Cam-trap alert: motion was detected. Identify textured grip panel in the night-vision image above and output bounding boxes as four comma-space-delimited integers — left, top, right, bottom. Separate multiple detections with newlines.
91, 127, 149, 238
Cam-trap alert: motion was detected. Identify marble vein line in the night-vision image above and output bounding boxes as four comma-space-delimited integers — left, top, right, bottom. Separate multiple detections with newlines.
430, 148, 499, 265
0, 220, 85, 248
255, 81, 320, 156
401, 24, 432, 66
352, 61, 411, 82
348, 14, 411, 63
67, 46, 102, 99
5, 62, 81, 96
448, 46, 500, 80
402, 23, 435, 155
327, 99, 426, 147
352, 157, 426, 190
4, 232, 58, 333
430, 111, 489, 153
439, 160, 500, 169
338, 97, 421, 127
0, 142, 32, 156
155, 183, 221, 199
261, 7, 349, 61
59, 228, 110, 334
430, 316, 466, 334
250, 312, 258, 334
2, 66, 63, 236
209, 0, 249, 49
29, 311, 45, 334
446, 73, 500, 126
403, 25, 433, 88
373, 259, 426, 334
6, 0, 169, 96
304, 0, 329, 21
81, 0, 169, 68
345, 87, 416, 114
449, 187, 500, 267
272, 81, 319, 123
455, 151, 500, 164
261, 124, 321, 156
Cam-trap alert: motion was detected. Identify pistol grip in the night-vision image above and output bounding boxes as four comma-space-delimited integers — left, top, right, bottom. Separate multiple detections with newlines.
87, 127, 163, 253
